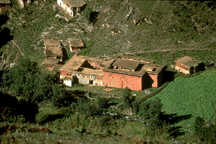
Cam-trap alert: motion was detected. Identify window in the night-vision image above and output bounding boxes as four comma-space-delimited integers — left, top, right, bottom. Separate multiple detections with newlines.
90, 75, 95, 79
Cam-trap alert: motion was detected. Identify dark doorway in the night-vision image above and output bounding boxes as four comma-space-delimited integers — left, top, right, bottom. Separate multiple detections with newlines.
89, 80, 93, 85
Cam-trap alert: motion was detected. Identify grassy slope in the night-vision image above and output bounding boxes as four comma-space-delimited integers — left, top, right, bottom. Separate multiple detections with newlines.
148, 69, 216, 133
85, 1, 216, 59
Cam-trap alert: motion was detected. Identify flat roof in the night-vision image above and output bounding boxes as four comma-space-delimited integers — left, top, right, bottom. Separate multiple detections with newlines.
115, 54, 155, 64
76, 55, 105, 64
59, 55, 86, 72
46, 46, 63, 57
80, 67, 103, 77
68, 39, 85, 47
0, 0, 11, 4
175, 56, 202, 67
103, 56, 165, 76
112, 59, 140, 70
63, 0, 86, 7
44, 39, 61, 47
42, 59, 60, 65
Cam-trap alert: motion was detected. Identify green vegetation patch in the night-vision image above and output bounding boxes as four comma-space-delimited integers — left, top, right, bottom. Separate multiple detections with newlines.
148, 70, 216, 133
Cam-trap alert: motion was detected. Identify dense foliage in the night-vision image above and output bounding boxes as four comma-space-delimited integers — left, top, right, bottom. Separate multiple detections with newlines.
138, 98, 162, 127
148, 70, 216, 133
194, 116, 216, 143
0, 93, 38, 123
75, 97, 101, 117
97, 97, 109, 109
122, 88, 134, 109
1, 58, 64, 103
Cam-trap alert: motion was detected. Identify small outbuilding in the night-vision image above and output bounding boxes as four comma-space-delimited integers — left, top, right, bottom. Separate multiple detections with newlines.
18, 0, 31, 8
68, 38, 85, 53
41, 59, 61, 71
57, 0, 86, 17
0, 0, 11, 12
175, 56, 204, 74
44, 39, 63, 62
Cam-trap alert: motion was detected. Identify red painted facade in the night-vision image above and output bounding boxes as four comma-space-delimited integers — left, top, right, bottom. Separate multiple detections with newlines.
175, 62, 189, 70
148, 74, 158, 88
61, 71, 71, 76
103, 72, 143, 91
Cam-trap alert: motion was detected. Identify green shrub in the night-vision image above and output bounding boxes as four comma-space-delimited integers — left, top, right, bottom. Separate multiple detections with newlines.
76, 97, 101, 116
203, 125, 216, 143
51, 87, 75, 108
35, 112, 51, 124
82, 5, 92, 23
122, 88, 134, 109
57, 107, 75, 117
97, 97, 109, 109
132, 101, 139, 114
139, 98, 162, 127
0, 107, 25, 123
194, 117, 216, 143
194, 116, 205, 137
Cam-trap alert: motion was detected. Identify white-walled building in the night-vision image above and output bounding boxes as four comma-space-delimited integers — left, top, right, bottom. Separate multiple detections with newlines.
57, 0, 86, 17
18, 0, 31, 8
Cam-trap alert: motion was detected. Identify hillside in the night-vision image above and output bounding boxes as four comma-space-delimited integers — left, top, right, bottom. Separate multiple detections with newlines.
148, 69, 216, 133
0, 0, 216, 66
1, 1, 216, 143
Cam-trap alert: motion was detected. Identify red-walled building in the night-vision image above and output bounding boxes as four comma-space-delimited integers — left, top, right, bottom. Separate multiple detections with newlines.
0, 0, 11, 13
175, 56, 204, 75
102, 55, 165, 91
59, 54, 113, 87
58, 54, 165, 91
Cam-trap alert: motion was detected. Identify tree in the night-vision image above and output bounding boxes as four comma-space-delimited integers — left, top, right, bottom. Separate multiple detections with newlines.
194, 116, 205, 137
122, 88, 134, 109
75, 97, 101, 117
2, 58, 39, 97
2, 58, 64, 103
139, 98, 163, 127
97, 97, 109, 109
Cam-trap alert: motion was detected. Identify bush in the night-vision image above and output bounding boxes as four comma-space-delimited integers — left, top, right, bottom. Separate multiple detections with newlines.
194, 116, 205, 137
76, 97, 101, 116
132, 101, 139, 114
122, 88, 134, 109
35, 107, 74, 124
194, 117, 216, 143
2, 58, 65, 104
203, 125, 216, 143
139, 98, 162, 127
51, 88, 75, 108
82, 5, 92, 23
97, 97, 109, 109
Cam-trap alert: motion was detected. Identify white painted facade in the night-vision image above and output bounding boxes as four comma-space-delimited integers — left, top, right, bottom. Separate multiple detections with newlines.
63, 79, 72, 87
18, 0, 31, 8
18, 0, 25, 8
175, 66, 190, 74
57, 0, 74, 17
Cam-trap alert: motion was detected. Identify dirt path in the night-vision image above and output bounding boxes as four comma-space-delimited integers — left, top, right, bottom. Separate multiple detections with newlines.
124, 48, 211, 55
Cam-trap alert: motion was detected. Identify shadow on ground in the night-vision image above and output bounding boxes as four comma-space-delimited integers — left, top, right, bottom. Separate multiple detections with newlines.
162, 67, 178, 83
0, 92, 38, 123
160, 113, 192, 138
0, 15, 13, 48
